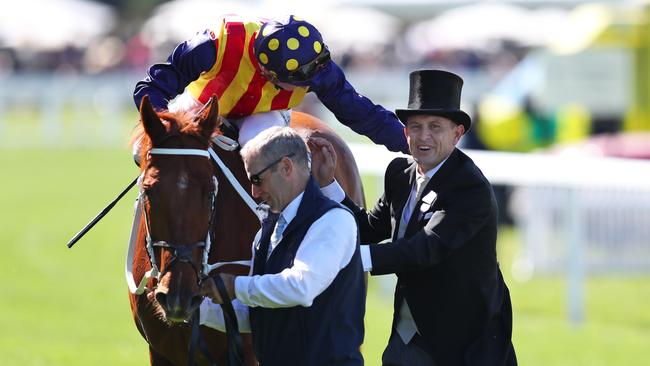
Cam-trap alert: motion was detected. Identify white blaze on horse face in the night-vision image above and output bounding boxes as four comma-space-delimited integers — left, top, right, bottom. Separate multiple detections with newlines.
177, 172, 189, 193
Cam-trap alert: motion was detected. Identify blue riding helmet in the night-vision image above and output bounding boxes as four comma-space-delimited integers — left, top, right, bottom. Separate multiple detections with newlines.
254, 15, 330, 85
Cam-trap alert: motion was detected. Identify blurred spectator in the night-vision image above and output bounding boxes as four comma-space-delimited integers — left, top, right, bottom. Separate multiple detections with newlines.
82, 36, 126, 74
0, 48, 19, 75
124, 34, 151, 71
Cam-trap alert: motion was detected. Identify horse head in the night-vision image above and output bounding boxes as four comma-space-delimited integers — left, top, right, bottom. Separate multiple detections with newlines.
137, 95, 219, 322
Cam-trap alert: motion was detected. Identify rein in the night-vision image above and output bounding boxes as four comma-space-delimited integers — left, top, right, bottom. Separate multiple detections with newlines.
130, 143, 247, 366
66, 125, 254, 365
125, 137, 256, 295
130, 146, 217, 296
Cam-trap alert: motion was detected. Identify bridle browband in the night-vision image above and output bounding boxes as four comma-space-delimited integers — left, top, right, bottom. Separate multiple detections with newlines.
149, 148, 211, 157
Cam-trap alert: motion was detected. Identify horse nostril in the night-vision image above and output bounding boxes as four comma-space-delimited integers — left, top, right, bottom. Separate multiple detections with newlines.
155, 291, 168, 309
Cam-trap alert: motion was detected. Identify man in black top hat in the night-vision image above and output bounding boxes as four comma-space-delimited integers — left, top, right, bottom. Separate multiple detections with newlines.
311, 70, 517, 366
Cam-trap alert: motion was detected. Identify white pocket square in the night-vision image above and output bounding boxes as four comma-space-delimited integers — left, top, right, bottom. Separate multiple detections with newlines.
420, 191, 437, 213
422, 191, 437, 205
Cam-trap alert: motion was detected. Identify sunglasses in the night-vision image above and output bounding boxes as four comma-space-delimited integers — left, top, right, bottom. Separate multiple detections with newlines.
261, 48, 331, 85
249, 153, 295, 186
285, 47, 331, 83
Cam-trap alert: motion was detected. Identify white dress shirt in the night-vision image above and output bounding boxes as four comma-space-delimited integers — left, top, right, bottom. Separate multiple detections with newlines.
200, 190, 357, 332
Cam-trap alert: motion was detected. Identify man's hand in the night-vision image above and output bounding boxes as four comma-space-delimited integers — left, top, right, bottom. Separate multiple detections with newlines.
200, 273, 237, 304
308, 136, 337, 187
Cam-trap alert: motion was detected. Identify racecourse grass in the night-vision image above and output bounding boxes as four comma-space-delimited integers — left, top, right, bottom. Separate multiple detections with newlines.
2, 147, 650, 365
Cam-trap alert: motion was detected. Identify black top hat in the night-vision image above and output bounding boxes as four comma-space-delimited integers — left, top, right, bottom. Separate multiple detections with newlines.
395, 70, 471, 132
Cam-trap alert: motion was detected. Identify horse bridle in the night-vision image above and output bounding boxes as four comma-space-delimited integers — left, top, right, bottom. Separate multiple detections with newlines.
126, 136, 258, 296
140, 146, 244, 366
138, 148, 217, 287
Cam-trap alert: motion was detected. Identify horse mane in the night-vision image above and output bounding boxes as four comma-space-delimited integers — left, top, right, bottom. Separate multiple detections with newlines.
130, 109, 221, 171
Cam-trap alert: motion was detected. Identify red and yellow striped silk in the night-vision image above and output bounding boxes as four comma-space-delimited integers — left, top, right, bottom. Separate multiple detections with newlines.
187, 16, 308, 118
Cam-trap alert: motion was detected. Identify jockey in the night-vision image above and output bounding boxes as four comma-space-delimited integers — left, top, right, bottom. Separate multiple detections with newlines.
133, 14, 408, 153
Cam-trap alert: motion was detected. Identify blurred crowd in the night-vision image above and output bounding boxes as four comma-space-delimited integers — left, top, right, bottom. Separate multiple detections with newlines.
0, 2, 534, 78
0, 33, 531, 78
0, 34, 151, 75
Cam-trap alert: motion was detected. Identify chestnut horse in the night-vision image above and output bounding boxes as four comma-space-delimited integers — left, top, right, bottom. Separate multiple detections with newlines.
128, 95, 365, 366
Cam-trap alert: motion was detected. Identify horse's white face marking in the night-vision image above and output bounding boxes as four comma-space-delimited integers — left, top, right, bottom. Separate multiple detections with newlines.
177, 172, 189, 192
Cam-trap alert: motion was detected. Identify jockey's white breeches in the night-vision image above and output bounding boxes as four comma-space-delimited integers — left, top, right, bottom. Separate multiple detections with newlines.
169, 90, 291, 147
229, 110, 291, 147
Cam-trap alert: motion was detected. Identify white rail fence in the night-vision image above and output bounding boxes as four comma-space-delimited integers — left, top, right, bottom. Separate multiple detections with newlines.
0, 72, 139, 147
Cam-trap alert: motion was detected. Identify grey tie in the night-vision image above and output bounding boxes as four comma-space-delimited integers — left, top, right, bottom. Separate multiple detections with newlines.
268, 214, 287, 259
395, 175, 428, 344
397, 175, 429, 240
415, 175, 431, 206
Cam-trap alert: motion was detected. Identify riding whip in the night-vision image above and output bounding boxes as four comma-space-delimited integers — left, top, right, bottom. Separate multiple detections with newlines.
67, 176, 139, 248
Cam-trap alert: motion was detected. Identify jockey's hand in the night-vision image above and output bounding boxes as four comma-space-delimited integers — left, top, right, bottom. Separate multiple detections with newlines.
309, 136, 337, 187
201, 273, 237, 304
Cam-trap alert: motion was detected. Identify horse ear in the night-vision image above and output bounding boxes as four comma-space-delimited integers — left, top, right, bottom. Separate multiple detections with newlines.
139, 95, 166, 142
197, 95, 219, 139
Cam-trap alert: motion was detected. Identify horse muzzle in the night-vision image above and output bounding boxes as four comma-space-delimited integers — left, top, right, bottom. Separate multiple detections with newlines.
154, 286, 204, 323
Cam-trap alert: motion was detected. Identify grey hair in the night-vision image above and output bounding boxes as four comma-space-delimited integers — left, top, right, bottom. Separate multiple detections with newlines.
241, 126, 310, 170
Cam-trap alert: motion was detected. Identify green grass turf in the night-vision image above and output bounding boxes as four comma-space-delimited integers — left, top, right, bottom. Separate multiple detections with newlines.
0, 148, 147, 365
1, 148, 650, 365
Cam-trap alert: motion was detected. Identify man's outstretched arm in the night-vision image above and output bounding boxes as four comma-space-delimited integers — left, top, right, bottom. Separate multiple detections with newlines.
308, 61, 409, 154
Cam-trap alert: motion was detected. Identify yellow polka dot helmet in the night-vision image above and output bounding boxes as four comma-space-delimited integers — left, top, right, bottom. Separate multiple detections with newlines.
254, 15, 330, 84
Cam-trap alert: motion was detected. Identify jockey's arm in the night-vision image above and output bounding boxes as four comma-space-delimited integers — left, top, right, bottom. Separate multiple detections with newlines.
307, 61, 409, 154
133, 29, 217, 111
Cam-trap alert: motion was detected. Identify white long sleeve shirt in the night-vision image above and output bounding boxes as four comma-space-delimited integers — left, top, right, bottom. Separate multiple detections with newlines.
200, 190, 357, 332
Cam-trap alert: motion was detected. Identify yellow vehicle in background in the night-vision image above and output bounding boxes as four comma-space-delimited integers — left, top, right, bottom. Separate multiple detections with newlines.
476, 2, 650, 152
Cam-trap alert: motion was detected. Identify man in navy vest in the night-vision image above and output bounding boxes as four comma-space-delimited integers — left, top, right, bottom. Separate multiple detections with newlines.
200, 126, 365, 366
311, 70, 517, 366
